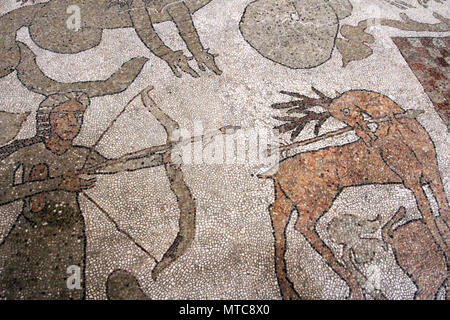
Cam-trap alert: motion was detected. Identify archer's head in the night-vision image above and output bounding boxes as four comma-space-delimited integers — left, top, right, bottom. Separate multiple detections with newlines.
37, 92, 90, 143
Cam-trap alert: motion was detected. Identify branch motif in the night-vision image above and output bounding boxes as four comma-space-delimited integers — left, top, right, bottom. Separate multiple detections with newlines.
337, 12, 450, 67
271, 87, 332, 141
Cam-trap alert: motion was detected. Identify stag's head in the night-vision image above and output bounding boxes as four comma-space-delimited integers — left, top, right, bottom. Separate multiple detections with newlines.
323, 92, 378, 147
271, 88, 386, 147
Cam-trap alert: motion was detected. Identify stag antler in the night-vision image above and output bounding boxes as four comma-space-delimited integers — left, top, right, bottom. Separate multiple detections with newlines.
271, 87, 333, 141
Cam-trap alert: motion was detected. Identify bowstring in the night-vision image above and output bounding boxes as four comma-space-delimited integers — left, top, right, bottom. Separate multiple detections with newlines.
81, 191, 158, 264
81, 90, 142, 171
79, 89, 159, 263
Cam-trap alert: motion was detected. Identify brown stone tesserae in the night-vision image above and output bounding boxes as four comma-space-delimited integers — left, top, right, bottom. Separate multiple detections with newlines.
0, 0, 448, 300
260, 89, 449, 299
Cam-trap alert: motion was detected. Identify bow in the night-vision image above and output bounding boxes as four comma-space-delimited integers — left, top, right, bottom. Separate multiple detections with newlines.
82, 85, 197, 281
13, 40, 189, 278
140, 86, 197, 280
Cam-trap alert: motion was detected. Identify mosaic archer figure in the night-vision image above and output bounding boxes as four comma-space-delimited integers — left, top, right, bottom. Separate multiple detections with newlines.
0, 42, 169, 299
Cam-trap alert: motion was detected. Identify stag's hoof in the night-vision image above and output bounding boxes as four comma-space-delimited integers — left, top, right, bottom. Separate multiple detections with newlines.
348, 286, 364, 300
281, 282, 301, 300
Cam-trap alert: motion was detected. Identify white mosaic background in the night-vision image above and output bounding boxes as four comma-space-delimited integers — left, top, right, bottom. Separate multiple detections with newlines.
0, 0, 448, 299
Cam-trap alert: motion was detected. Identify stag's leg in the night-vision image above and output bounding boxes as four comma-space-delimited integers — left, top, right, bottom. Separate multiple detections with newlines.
379, 140, 450, 259
269, 182, 300, 300
396, 120, 450, 240
417, 140, 450, 232
395, 166, 450, 260
405, 181, 450, 259
293, 191, 364, 300
429, 177, 450, 229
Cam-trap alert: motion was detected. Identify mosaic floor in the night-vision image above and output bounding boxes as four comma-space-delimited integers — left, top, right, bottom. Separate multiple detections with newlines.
0, 0, 449, 300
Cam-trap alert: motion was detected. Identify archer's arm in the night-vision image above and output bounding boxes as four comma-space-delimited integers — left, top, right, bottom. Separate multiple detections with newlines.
84, 149, 164, 175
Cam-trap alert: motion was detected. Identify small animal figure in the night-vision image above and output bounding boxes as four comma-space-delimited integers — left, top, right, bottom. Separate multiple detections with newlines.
327, 214, 388, 299
381, 207, 449, 300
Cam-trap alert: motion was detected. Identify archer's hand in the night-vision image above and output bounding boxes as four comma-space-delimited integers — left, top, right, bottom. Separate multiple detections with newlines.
59, 171, 97, 192
163, 151, 173, 165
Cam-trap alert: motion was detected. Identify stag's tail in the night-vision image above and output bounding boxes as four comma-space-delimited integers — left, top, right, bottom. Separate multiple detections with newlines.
381, 206, 406, 244
256, 165, 278, 180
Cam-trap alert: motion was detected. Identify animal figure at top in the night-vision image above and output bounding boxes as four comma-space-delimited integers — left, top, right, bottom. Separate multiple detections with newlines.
0, 0, 221, 79
239, 0, 353, 69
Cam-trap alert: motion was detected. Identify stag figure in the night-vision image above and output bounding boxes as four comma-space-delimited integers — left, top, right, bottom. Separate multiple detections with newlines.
259, 88, 449, 299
